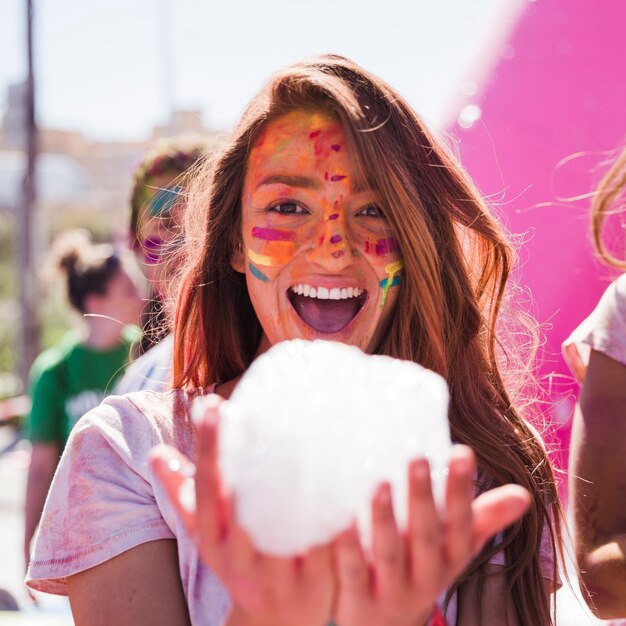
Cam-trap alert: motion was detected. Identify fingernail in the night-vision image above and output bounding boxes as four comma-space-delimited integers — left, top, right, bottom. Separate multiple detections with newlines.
377, 482, 392, 505
450, 456, 471, 476
179, 477, 197, 513
167, 456, 182, 472
411, 458, 430, 480
190, 393, 222, 426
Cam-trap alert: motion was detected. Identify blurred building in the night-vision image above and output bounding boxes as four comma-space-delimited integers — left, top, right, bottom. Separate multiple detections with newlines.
0, 80, 219, 224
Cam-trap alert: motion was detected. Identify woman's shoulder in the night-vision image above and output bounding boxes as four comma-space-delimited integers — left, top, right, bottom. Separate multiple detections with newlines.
28, 332, 81, 380
70, 387, 211, 457
562, 273, 626, 381
612, 272, 626, 305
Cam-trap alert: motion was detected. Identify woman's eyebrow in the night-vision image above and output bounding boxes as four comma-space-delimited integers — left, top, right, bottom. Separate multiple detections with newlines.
256, 174, 371, 195
257, 175, 319, 189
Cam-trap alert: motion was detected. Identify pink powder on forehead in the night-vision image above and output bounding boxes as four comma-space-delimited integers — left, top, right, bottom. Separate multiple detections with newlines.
330, 175, 347, 182
309, 130, 321, 139
328, 213, 340, 221
330, 235, 342, 244
332, 250, 345, 259
331, 144, 341, 152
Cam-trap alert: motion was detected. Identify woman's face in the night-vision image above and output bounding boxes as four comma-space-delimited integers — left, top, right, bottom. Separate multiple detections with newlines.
235, 109, 403, 353
135, 172, 186, 298
88, 262, 145, 327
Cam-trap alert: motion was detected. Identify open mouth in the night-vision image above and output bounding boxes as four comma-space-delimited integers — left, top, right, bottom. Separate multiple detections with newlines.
287, 284, 368, 334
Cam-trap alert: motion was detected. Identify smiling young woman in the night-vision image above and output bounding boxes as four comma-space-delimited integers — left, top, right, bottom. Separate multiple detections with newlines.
26, 55, 565, 626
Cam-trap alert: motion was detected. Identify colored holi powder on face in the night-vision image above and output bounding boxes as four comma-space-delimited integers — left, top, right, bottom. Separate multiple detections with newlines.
330, 234, 343, 244
319, 235, 325, 246
365, 237, 399, 257
249, 262, 270, 283
328, 213, 340, 221
248, 242, 295, 267
331, 144, 341, 152
251, 226, 296, 242
375, 237, 399, 256
309, 130, 321, 139
332, 250, 346, 259
380, 259, 404, 307
324, 172, 329, 181
329, 174, 347, 182
379, 275, 401, 288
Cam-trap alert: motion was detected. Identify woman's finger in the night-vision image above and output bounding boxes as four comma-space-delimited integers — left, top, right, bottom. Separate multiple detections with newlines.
471, 484, 531, 552
408, 458, 442, 596
224, 495, 257, 571
150, 445, 198, 539
194, 397, 227, 544
334, 523, 370, 599
371, 482, 405, 597
444, 446, 475, 571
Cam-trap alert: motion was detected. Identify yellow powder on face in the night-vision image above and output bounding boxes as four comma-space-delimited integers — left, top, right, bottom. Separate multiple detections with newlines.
380, 259, 404, 306
248, 241, 296, 267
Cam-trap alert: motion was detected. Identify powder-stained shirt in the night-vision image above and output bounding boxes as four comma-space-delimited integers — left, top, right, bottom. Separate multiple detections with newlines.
563, 273, 626, 382
27, 388, 558, 625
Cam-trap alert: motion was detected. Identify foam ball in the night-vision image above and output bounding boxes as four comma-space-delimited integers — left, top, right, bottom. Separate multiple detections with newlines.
193, 339, 451, 556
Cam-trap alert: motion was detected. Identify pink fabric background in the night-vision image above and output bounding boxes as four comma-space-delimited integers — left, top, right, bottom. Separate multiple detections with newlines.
446, 0, 626, 472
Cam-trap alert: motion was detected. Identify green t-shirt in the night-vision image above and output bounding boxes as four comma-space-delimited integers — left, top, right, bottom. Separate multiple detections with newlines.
27, 326, 139, 446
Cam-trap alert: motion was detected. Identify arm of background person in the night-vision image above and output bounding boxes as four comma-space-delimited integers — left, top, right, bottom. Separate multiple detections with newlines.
24, 442, 60, 569
569, 348, 626, 619
66, 539, 191, 626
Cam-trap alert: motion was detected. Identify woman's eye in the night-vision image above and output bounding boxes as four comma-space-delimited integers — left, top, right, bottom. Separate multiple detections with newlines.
268, 202, 306, 215
358, 204, 385, 218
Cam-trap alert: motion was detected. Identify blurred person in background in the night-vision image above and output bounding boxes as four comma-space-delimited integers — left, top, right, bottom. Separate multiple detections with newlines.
563, 148, 626, 620
23, 229, 145, 574
115, 139, 209, 394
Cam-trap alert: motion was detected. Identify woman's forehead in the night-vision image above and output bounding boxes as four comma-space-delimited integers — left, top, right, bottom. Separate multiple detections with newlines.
252, 110, 344, 152
246, 109, 370, 192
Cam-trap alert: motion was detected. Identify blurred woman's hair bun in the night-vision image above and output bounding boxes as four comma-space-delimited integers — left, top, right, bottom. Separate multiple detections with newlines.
44, 229, 121, 313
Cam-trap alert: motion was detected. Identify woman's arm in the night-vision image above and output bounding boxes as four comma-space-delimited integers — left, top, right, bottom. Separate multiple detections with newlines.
66, 539, 191, 626
569, 348, 626, 618
24, 442, 60, 569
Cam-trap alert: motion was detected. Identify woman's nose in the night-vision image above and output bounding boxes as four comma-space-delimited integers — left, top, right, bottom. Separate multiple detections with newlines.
305, 214, 355, 270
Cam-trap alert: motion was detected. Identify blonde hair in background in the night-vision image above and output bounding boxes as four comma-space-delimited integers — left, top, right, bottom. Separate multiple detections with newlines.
592, 148, 626, 270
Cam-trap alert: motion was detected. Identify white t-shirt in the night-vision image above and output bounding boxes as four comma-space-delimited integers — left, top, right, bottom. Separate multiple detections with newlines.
563, 273, 626, 382
115, 333, 174, 394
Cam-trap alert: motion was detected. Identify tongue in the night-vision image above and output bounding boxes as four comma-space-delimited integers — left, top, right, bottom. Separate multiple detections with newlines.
291, 294, 361, 333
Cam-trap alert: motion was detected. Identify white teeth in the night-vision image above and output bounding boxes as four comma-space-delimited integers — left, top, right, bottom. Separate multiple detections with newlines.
290, 285, 363, 300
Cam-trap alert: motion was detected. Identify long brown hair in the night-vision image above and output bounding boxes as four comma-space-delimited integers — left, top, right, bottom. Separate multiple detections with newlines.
173, 54, 563, 624
592, 148, 626, 269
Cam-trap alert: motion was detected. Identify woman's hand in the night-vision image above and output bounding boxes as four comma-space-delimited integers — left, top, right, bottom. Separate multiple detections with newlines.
332, 445, 531, 626
150, 398, 334, 626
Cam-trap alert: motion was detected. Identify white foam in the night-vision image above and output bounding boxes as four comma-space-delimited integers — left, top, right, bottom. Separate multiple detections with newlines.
193, 339, 451, 556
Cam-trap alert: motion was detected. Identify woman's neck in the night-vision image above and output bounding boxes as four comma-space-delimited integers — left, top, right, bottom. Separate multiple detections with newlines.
216, 334, 272, 399
83, 317, 125, 350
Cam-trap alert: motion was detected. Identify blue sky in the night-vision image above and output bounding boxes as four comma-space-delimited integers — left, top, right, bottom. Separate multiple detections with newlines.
0, 0, 523, 141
